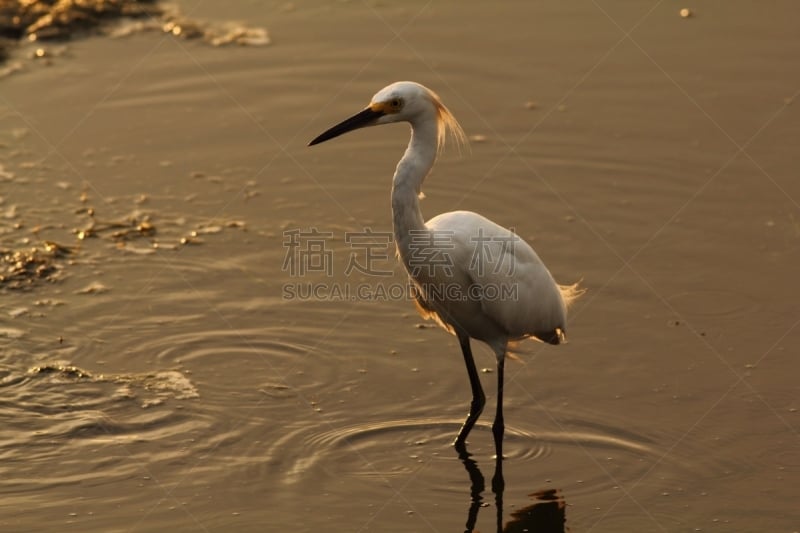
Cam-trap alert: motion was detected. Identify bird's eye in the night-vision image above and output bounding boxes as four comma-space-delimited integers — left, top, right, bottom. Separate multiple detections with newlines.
390, 98, 402, 109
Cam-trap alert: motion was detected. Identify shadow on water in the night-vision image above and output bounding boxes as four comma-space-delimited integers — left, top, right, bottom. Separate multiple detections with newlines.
456, 443, 567, 533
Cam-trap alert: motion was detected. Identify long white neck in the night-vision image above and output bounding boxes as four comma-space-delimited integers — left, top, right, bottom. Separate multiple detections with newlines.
391, 118, 438, 267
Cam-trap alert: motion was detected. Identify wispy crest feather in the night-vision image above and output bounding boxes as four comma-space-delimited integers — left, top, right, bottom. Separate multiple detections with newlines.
428, 90, 468, 154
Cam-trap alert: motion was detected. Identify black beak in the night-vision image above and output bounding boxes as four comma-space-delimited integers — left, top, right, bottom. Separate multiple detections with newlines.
308, 107, 384, 146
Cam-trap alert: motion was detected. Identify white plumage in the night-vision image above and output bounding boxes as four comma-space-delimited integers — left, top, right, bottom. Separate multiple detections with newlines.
310, 81, 581, 455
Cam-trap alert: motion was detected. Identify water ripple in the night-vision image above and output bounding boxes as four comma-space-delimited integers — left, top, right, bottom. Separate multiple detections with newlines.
262, 415, 658, 489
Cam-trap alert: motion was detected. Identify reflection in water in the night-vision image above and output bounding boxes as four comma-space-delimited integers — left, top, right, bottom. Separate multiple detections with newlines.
505, 489, 567, 533
457, 444, 567, 533
457, 444, 485, 532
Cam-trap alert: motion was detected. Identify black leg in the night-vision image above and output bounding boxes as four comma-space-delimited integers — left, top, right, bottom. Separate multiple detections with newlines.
492, 352, 505, 461
454, 334, 485, 447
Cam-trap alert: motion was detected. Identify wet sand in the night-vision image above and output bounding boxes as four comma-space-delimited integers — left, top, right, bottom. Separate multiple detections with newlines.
1, 1, 799, 531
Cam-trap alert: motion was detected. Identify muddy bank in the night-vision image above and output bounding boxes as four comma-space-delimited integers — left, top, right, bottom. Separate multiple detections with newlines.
0, 0, 268, 74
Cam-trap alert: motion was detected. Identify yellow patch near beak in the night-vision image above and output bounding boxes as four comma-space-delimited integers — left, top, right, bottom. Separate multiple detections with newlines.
369, 101, 391, 113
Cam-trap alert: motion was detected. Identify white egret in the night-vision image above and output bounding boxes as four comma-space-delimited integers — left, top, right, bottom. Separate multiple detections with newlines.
309, 81, 581, 456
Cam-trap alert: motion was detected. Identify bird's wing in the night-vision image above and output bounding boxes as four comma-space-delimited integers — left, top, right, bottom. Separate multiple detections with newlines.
427, 210, 567, 343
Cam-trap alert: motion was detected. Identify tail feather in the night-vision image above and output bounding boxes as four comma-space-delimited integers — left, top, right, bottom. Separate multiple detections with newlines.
559, 281, 585, 307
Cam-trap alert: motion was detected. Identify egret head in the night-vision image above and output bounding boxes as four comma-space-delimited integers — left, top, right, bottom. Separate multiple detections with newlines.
308, 81, 466, 152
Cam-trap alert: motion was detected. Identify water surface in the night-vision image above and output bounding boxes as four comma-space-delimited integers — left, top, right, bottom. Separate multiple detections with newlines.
1, 1, 799, 531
